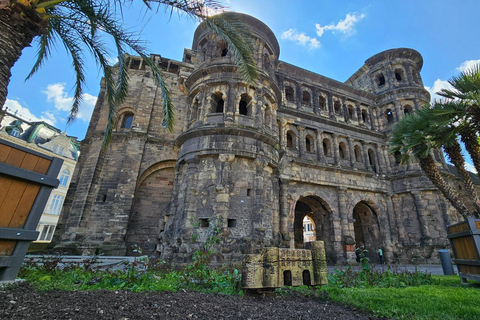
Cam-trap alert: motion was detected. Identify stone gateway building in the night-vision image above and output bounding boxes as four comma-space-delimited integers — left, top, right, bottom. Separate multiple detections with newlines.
54, 13, 464, 264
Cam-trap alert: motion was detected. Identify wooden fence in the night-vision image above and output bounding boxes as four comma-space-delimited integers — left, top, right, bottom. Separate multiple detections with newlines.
0, 138, 62, 281
447, 218, 480, 283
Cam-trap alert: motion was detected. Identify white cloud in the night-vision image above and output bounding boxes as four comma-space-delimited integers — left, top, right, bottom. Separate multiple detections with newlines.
281, 29, 321, 49
456, 59, 480, 72
465, 162, 477, 174
42, 82, 97, 122
4, 99, 55, 126
424, 79, 453, 102
316, 12, 366, 38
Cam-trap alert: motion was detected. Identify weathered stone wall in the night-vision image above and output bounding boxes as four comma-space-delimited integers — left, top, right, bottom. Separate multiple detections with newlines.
54, 13, 458, 264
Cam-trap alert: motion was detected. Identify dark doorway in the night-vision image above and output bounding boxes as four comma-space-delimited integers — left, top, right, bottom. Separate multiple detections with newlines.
352, 201, 381, 261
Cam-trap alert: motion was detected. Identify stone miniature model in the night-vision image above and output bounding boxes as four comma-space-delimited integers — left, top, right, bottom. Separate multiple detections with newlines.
242, 241, 328, 290
53, 13, 466, 264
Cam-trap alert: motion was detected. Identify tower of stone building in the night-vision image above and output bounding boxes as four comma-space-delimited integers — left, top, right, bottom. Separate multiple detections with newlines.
159, 15, 283, 262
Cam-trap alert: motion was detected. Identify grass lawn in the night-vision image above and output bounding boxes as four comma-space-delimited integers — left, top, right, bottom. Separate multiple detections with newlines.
324, 276, 480, 320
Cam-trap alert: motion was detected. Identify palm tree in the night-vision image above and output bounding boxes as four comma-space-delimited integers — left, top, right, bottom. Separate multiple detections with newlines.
0, 0, 257, 145
390, 108, 472, 219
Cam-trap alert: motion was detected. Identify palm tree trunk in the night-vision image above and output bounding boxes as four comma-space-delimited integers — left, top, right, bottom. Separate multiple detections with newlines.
460, 126, 480, 178
0, 7, 43, 108
418, 155, 471, 219
444, 141, 480, 217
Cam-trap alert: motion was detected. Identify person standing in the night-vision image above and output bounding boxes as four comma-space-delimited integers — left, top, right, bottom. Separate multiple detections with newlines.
378, 247, 384, 265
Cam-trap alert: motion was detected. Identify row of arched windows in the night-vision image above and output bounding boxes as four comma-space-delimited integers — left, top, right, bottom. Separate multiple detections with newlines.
284, 85, 371, 124
285, 130, 381, 172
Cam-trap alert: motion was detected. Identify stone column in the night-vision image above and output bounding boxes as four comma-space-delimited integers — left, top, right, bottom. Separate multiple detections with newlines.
356, 103, 362, 122
412, 191, 432, 243
347, 137, 355, 167
327, 92, 334, 119
385, 193, 401, 243
332, 134, 340, 165
296, 83, 302, 109
371, 107, 378, 131
297, 126, 305, 157
312, 90, 319, 114
375, 144, 385, 174
403, 63, 413, 83
279, 177, 290, 246
225, 83, 234, 122
317, 130, 326, 163
363, 142, 371, 171
337, 187, 355, 263
279, 119, 288, 149
382, 145, 392, 173
342, 98, 348, 122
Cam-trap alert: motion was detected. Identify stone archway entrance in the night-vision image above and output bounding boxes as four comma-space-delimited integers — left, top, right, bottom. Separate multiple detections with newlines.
294, 196, 335, 263
352, 201, 381, 261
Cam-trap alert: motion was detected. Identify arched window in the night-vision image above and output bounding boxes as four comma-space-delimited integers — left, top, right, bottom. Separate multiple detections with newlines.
238, 94, 251, 116
386, 109, 394, 123
334, 101, 341, 114
395, 68, 403, 81
404, 105, 413, 115
354, 145, 362, 162
368, 148, 377, 172
377, 74, 386, 87
305, 135, 313, 152
285, 86, 294, 102
59, 169, 70, 187
318, 96, 326, 110
361, 109, 368, 123
394, 151, 402, 164
211, 92, 224, 113
263, 54, 270, 69
191, 98, 199, 122
302, 91, 310, 106
120, 112, 134, 129
339, 142, 347, 159
287, 131, 296, 149
322, 138, 331, 156
348, 105, 355, 119
218, 41, 228, 57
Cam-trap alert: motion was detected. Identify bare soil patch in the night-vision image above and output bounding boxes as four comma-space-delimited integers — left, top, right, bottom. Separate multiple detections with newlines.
0, 282, 385, 319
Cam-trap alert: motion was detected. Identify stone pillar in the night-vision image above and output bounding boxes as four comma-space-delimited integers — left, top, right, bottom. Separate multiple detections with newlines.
279, 119, 288, 149
382, 145, 392, 173
327, 92, 334, 119
225, 83, 234, 122
375, 144, 385, 174
371, 107, 378, 131
312, 90, 319, 114
412, 191, 432, 243
337, 187, 355, 263
347, 137, 355, 167
363, 142, 370, 171
392, 101, 401, 122
342, 98, 348, 122
317, 130, 326, 163
279, 177, 290, 246
296, 83, 302, 109
332, 134, 340, 165
297, 126, 305, 157
356, 103, 362, 122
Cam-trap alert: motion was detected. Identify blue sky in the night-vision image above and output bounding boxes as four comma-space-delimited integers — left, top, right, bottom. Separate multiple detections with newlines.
5, 0, 480, 146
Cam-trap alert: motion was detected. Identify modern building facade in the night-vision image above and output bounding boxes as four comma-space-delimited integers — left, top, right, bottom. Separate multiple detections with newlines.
0, 109, 79, 246
53, 14, 465, 264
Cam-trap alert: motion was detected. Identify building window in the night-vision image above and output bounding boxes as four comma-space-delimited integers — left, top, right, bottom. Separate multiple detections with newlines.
305, 135, 313, 152
49, 195, 64, 215
334, 101, 341, 114
199, 218, 209, 228
302, 91, 310, 106
37, 224, 56, 241
322, 138, 331, 156
239, 94, 251, 116
287, 131, 296, 149
52, 144, 64, 156
395, 69, 403, 81
121, 113, 134, 129
386, 109, 394, 123
211, 92, 224, 113
285, 86, 294, 102
318, 96, 326, 110
10, 128, 20, 137
361, 109, 368, 123
354, 145, 362, 162
228, 219, 237, 228
339, 142, 347, 159
404, 105, 413, 115
394, 151, 402, 165
377, 74, 386, 87
59, 169, 70, 187
348, 105, 355, 119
